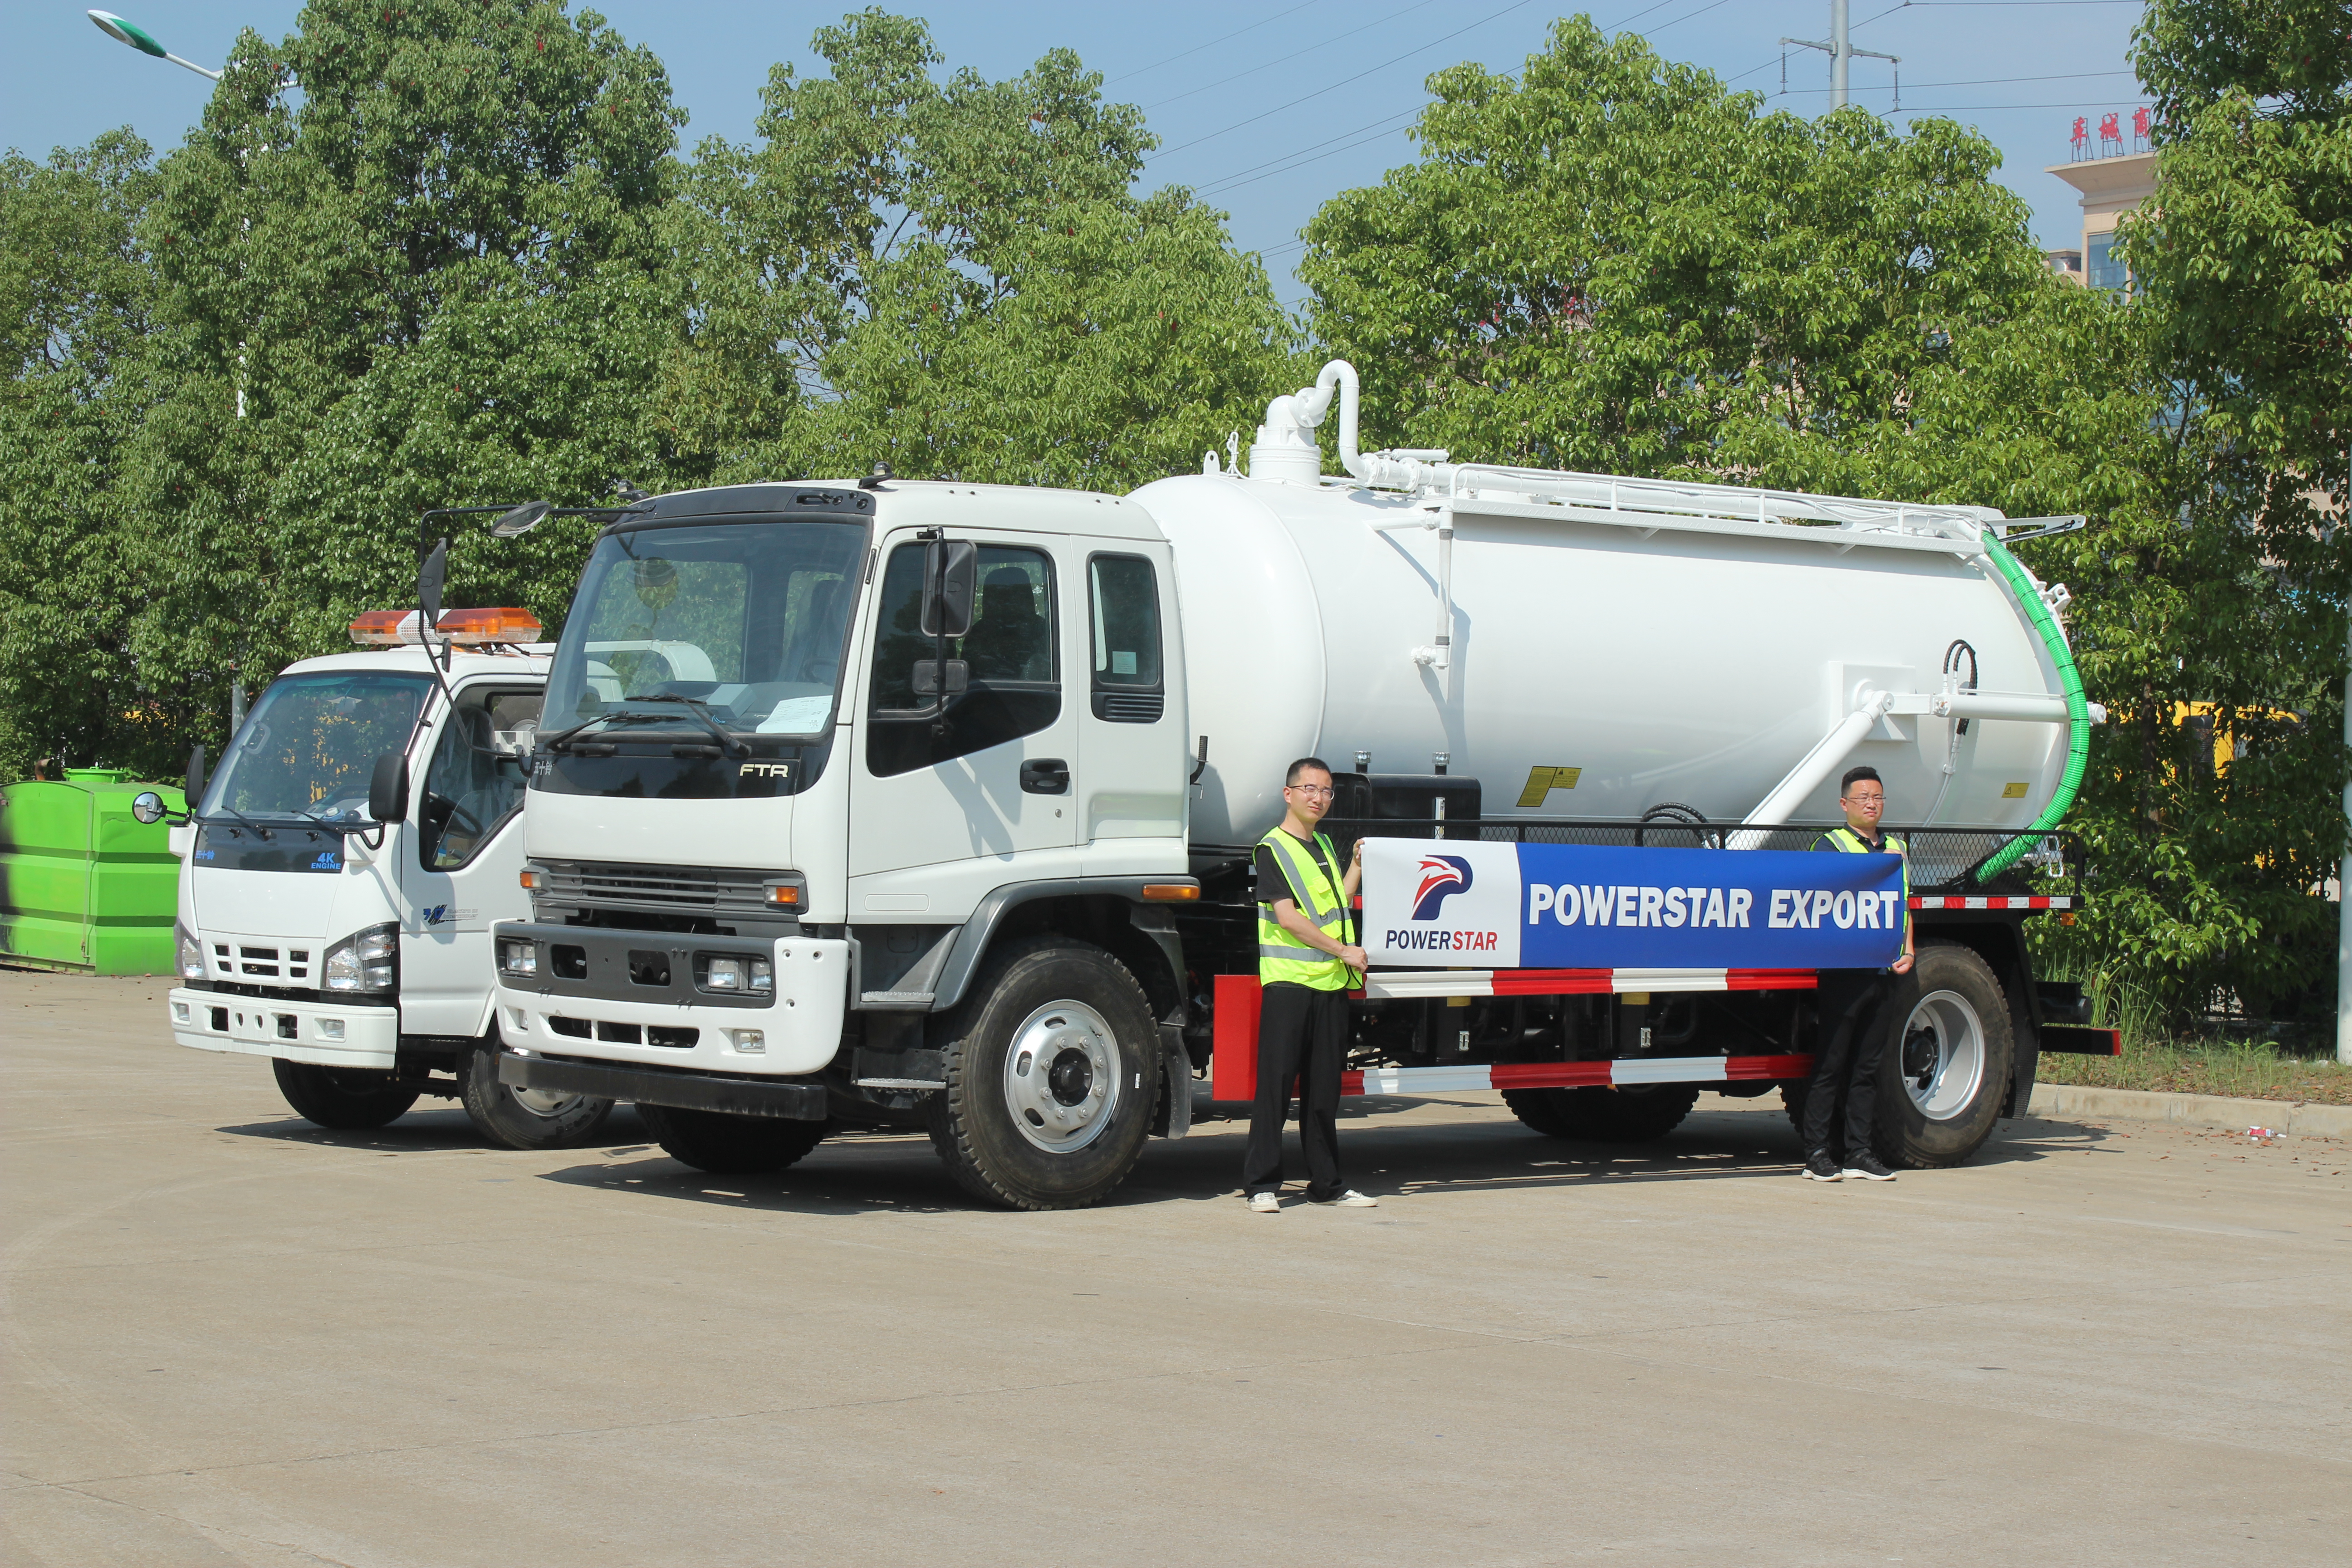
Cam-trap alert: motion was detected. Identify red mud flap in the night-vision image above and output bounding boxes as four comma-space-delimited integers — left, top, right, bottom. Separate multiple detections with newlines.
1211, 971, 1817, 1102
2038, 1024, 2123, 1056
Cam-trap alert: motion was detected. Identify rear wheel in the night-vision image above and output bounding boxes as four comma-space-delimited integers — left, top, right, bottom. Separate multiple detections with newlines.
926, 936, 1158, 1210
271, 1059, 418, 1130
637, 1103, 830, 1175
1876, 943, 2014, 1168
1505, 1083, 1699, 1142
458, 1042, 614, 1151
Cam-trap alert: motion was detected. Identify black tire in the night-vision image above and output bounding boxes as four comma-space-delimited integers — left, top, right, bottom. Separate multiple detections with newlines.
637, 1103, 830, 1176
926, 936, 1159, 1211
457, 1042, 615, 1151
1874, 942, 2015, 1169
271, 1059, 419, 1130
1502, 1087, 1577, 1137
1556, 1083, 1700, 1142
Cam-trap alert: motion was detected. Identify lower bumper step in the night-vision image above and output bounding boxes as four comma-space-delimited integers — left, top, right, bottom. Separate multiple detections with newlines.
499, 1049, 828, 1121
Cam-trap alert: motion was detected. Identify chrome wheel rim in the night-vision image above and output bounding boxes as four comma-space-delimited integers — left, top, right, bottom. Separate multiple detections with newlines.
1001, 999, 1122, 1154
1900, 989, 1986, 1121
511, 1086, 585, 1118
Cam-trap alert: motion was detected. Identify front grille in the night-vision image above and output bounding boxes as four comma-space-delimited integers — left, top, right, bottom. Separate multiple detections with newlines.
216, 942, 310, 981
536, 862, 776, 924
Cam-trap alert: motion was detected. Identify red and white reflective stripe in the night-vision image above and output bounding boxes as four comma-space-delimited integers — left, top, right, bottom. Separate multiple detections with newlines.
1908, 895, 2073, 910
1361, 967, 1816, 1000
1343, 1053, 1814, 1097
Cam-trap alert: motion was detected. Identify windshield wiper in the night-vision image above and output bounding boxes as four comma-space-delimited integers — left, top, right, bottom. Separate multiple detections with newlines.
198, 803, 276, 842
538, 710, 671, 754
611, 694, 752, 757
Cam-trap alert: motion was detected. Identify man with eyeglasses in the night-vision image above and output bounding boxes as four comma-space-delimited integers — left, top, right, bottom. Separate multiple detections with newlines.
1242, 757, 1378, 1212
1800, 765, 1915, 1183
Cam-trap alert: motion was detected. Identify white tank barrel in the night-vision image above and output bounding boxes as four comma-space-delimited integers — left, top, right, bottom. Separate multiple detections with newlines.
1132, 363, 2085, 853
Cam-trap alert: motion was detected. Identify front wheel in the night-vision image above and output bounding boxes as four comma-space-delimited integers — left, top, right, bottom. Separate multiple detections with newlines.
926, 936, 1158, 1210
637, 1103, 829, 1175
458, 1043, 614, 1151
271, 1059, 418, 1130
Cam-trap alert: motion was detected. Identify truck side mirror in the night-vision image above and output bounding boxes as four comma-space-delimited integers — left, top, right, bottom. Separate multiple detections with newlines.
921, 540, 976, 638
131, 791, 168, 825
369, 753, 411, 824
184, 744, 207, 805
911, 658, 969, 697
418, 538, 448, 627
490, 499, 553, 537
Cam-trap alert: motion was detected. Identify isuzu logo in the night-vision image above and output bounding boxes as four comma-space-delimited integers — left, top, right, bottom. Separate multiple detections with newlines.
738, 761, 793, 779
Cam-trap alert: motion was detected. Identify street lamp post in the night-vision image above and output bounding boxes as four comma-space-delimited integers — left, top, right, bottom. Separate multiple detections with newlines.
88, 10, 222, 81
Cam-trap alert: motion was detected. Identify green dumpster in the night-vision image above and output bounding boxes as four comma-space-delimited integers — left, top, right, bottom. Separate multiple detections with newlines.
0, 769, 185, 974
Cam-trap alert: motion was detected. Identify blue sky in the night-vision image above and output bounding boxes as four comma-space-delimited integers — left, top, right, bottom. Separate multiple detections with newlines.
14, 1, 2149, 303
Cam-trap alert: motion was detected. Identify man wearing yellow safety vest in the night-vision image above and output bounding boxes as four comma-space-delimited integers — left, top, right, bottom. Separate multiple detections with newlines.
1242, 758, 1379, 1213
1801, 765, 1916, 1184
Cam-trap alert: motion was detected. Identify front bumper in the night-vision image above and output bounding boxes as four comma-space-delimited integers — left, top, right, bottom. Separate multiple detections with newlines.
499, 1047, 828, 1121
492, 924, 850, 1076
169, 987, 400, 1069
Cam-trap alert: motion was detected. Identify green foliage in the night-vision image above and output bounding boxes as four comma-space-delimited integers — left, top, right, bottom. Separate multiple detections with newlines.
0, 130, 162, 779
1300, 17, 2155, 523
2026, 0, 2348, 1021
660, 9, 1294, 490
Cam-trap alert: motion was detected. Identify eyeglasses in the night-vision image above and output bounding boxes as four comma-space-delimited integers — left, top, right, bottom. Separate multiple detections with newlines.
1286, 784, 1335, 798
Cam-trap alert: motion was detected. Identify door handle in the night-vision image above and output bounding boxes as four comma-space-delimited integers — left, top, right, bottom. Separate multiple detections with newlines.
1019, 758, 1070, 795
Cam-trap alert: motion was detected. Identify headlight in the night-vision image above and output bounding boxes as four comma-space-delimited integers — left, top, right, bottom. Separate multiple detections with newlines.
697, 954, 773, 994
498, 938, 538, 976
322, 922, 398, 994
176, 923, 206, 981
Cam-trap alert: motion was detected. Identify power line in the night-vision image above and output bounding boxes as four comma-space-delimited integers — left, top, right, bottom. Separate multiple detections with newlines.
1143, 0, 1449, 112
1146, 0, 1541, 162
1103, 0, 1328, 84
1780, 69, 2136, 93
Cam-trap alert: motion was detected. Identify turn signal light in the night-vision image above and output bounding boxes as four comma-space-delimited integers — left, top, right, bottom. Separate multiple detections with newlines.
436, 607, 543, 644
1140, 884, 1199, 901
763, 884, 801, 907
519, 867, 542, 892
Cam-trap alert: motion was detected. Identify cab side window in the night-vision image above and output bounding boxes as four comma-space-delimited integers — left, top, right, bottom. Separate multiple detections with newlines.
1088, 554, 1164, 722
867, 544, 1058, 777
416, 689, 542, 871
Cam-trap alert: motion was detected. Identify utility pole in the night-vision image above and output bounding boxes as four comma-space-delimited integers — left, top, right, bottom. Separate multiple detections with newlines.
1782, 0, 1899, 112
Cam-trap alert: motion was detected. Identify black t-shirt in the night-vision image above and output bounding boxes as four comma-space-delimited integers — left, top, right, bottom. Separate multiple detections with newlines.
1255, 831, 1347, 914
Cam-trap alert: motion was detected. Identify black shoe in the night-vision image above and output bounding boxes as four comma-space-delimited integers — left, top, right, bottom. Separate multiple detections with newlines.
1841, 1152, 1896, 1181
1802, 1151, 1842, 1182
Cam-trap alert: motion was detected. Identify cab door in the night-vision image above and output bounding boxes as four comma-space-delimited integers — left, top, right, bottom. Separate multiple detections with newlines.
848, 533, 1083, 920
1077, 545, 1188, 874
398, 682, 542, 1039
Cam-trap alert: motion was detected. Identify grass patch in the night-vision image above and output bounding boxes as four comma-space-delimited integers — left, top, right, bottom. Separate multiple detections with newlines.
2034, 973, 2351, 1104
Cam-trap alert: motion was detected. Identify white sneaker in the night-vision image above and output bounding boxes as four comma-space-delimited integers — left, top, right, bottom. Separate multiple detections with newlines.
1318, 1191, 1378, 1208
1247, 1192, 1280, 1213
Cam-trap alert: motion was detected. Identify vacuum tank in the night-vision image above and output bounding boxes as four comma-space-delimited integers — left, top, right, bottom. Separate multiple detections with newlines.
1132, 362, 2093, 854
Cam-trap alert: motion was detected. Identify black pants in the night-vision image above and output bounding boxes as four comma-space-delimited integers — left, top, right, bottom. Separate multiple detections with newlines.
1242, 983, 1348, 1200
1804, 968, 1891, 1158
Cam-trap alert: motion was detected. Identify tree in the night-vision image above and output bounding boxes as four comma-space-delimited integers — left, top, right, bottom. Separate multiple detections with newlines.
2031, 0, 2348, 1020
104, 0, 684, 779
0, 131, 161, 779
660, 8, 1293, 490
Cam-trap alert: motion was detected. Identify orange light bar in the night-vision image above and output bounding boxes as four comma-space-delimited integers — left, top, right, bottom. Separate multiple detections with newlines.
1140, 884, 1200, 901
349, 609, 423, 646
436, 607, 543, 645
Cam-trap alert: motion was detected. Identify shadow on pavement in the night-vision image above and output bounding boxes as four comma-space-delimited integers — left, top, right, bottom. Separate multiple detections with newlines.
215, 1102, 653, 1153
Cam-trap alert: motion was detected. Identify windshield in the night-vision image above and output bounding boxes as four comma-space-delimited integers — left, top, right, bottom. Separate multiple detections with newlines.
201, 670, 433, 823
542, 521, 865, 738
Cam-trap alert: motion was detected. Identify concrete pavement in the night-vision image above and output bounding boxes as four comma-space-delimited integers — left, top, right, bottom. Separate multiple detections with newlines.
5, 971, 2347, 1567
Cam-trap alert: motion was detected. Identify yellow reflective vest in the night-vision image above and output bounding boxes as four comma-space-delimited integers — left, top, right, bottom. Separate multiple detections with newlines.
1258, 827, 1354, 990
1817, 825, 1911, 940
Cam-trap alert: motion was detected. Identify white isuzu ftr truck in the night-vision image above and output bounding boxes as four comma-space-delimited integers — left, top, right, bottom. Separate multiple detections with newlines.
160, 606, 617, 1149
491, 360, 2118, 1208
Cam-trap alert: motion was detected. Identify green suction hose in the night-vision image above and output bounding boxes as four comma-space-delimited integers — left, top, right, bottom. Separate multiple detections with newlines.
1975, 531, 2091, 882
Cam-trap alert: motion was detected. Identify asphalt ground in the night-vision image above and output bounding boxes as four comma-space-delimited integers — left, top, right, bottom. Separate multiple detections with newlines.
5, 971, 2347, 1567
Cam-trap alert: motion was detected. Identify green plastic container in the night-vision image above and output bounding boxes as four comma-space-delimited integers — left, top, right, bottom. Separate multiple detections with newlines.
0, 769, 185, 974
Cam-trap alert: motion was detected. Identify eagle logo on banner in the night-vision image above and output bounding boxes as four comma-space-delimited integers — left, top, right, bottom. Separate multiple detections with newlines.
1411, 854, 1475, 920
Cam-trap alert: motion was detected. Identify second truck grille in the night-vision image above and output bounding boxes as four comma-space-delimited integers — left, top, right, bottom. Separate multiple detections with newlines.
534, 862, 774, 924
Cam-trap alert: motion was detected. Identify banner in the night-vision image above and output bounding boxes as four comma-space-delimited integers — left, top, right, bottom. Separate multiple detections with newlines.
1360, 839, 1904, 971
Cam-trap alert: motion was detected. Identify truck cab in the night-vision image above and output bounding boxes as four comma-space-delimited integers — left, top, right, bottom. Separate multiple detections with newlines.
168, 613, 614, 1148
494, 481, 1196, 1202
